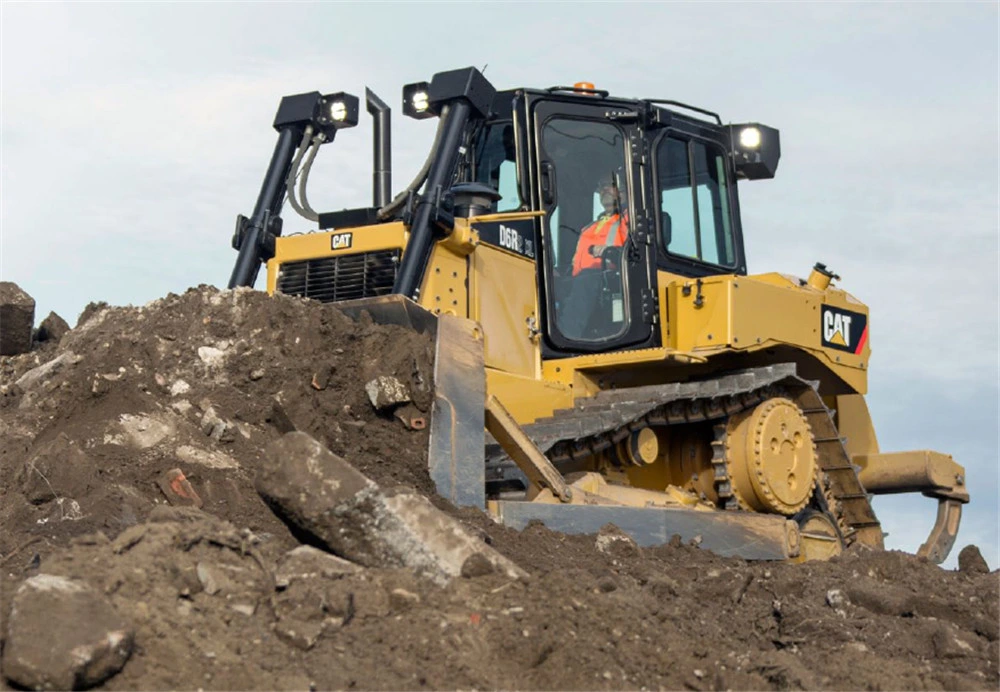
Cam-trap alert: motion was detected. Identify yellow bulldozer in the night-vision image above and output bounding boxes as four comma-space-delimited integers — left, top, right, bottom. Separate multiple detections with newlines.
228, 67, 968, 563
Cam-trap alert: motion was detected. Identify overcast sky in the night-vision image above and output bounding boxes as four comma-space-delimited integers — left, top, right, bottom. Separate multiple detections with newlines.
2, 2, 997, 568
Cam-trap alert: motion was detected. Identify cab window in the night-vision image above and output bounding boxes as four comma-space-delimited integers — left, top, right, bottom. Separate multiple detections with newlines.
657, 136, 735, 267
540, 117, 630, 342
473, 122, 521, 212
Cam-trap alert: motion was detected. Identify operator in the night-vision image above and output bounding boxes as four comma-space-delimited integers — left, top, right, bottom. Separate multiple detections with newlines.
571, 175, 629, 276
559, 175, 630, 339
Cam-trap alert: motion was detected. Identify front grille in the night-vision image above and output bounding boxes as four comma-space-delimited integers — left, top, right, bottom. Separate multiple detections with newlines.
275, 249, 400, 303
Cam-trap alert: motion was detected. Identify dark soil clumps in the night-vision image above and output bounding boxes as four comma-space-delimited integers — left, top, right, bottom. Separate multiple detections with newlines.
1, 286, 996, 690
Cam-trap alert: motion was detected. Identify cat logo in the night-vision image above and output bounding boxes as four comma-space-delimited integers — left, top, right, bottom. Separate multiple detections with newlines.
330, 232, 353, 251
821, 306, 868, 355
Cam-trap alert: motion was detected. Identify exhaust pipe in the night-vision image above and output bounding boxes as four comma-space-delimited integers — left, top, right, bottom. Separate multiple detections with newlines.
366, 88, 391, 208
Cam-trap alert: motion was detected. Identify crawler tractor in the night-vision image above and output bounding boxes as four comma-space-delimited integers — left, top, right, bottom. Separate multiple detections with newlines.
228, 67, 968, 562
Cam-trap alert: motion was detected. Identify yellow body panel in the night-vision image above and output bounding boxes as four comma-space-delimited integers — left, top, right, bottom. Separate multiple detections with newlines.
663, 271, 869, 393
470, 245, 539, 379
485, 369, 573, 425
420, 245, 469, 318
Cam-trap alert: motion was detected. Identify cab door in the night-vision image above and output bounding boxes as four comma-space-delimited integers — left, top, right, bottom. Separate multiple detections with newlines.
530, 98, 656, 353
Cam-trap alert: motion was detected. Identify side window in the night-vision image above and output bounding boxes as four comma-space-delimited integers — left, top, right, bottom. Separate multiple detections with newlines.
657, 136, 735, 268
474, 122, 521, 212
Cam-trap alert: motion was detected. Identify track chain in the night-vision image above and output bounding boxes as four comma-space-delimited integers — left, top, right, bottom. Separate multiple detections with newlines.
486, 364, 881, 548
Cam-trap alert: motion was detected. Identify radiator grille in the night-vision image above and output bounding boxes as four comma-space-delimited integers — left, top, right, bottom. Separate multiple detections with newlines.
275, 249, 401, 303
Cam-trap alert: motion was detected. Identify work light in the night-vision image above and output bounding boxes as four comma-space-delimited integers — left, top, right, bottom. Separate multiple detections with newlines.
318, 92, 360, 131
403, 81, 434, 119
738, 126, 762, 150
727, 122, 780, 180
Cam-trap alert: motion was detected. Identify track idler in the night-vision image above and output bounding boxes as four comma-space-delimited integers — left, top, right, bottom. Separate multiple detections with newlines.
722, 398, 819, 516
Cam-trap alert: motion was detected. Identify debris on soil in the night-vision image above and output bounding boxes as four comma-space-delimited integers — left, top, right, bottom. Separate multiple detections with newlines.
2, 574, 134, 690
0, 285, 996, 691
365, 374, 411, 410
257, 431, 525, 585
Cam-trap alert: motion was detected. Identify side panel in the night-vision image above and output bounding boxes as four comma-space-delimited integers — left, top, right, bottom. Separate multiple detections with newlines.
421, 246, 469, 318
663, 271, 870, 393
470, 244, 540, 379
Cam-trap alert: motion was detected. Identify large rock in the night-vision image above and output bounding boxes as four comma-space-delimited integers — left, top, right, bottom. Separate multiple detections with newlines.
15, 433, 98, 505
256, 432, 526, 585
958, 545, 990, 574
0, 281, 35, 355
2, 574, 134, 690
35, 311, 70, 344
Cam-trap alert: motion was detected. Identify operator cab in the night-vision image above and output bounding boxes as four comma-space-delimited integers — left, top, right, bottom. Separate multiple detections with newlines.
468, 85, 778, 356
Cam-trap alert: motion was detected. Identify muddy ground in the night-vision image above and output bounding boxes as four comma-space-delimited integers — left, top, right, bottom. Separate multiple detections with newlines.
0, 286, 996, 690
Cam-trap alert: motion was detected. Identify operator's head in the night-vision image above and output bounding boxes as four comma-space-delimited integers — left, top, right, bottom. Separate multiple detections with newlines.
597, 175, 619, 212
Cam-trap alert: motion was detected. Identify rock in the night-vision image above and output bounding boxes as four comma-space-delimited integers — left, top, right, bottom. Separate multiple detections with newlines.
200, 406, 228, 440
256, 432, 527, 585
0, 282, 35, 355
365, 375, 410, 410
197, 346, 226, 367
932, 622, 981, 658
274, 617, 325, 652
826, 589, 848, 617
958, 545, 990, 574
35, 311, 70, 344
269, 398, 301, 434
274, 545, 361, 589
15, 351, 80, 393
460, 553, 495, 578
389, 588, 421, 611
174, 445, 239, 470
2, 574, 134, 690
196, 562, 237, 596
595, 524, 639, 558
16, 433, 97, 504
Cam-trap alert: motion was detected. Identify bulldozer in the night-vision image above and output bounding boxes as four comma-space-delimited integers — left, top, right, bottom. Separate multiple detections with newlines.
227, 67, 968, 563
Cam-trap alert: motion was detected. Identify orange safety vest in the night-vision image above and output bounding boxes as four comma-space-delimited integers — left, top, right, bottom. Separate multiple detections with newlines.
571, 212, 629, 276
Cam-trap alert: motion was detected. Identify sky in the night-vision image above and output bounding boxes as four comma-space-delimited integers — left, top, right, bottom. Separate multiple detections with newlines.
2, 2, 997, 569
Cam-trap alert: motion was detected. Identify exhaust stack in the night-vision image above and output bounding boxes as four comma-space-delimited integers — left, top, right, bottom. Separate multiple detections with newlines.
366, 88, 391, 208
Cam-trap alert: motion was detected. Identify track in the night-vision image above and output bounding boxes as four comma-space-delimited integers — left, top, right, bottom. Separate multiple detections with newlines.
485, 363, 884, 550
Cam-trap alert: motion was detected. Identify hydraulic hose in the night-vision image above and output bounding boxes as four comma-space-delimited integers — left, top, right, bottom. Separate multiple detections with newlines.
376, 104, 451, 221
295, 131, 327, 222
285, 126, 317, 221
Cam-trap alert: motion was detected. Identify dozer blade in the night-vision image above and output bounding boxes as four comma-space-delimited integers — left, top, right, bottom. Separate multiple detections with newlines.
336, 295, 486, 508
490, 501, 800, 560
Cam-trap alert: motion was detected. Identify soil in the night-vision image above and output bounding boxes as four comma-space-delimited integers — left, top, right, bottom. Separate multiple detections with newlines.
1, 286, 996, 691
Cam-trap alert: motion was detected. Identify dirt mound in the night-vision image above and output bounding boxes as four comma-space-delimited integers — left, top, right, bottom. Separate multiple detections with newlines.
1, 286, 996, 690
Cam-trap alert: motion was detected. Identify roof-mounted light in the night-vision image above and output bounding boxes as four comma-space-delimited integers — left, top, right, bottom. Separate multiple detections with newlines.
403, 81, 434, 120
317, 92, 360, 132
727, 122, 780, 180
738, 126, 762, 150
